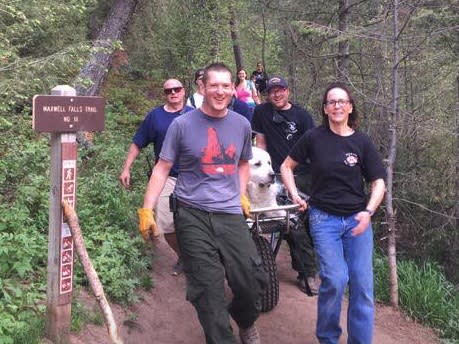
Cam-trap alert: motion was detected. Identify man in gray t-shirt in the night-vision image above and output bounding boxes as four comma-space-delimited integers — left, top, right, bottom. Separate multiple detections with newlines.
161, 108, 251, 213
138, 63, 265, 344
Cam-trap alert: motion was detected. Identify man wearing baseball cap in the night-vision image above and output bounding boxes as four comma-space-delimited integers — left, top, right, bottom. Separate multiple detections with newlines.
251, 75, 321, 295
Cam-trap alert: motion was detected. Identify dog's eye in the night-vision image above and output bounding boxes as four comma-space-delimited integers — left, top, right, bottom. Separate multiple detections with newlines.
254, 161, 262, 167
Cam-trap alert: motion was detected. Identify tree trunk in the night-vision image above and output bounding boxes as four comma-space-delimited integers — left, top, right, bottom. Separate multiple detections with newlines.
261, 6, 267, 75
456, 69, 459, 229
386, 0, 400, 309
208, 0, 221, 62
337, 0, 349, 82
230, 7, 244, 71
74, 0, 139, 148
75, 0, 139, 97
285, 25, 297, 102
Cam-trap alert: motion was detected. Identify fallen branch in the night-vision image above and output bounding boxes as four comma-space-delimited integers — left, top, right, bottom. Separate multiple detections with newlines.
62, 200, 123, 344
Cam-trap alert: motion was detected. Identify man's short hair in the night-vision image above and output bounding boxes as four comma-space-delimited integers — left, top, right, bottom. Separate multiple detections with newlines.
202, 62, 232, 84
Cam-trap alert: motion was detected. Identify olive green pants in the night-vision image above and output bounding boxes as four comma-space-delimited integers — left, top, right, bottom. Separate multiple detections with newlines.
174, 207, 267, 344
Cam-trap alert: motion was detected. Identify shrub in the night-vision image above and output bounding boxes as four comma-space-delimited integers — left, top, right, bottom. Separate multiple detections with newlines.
374, 251, 459, 341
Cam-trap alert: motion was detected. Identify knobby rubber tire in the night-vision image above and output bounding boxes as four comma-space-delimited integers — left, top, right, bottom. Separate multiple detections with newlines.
251, 232, 279, 312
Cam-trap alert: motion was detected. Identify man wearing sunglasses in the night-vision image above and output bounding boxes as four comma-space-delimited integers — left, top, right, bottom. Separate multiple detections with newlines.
251, 76, 320, 296
119, 78, 193, 274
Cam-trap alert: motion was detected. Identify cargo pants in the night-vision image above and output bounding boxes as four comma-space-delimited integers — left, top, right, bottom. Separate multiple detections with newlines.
174, 206, 267, 344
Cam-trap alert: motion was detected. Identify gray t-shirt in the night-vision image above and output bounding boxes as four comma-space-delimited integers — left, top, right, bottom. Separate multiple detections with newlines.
160, 109, 253, 213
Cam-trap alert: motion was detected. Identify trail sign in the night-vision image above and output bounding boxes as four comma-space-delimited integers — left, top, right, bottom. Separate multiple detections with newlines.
33, 95, 105, 132
38, 85, 105, 343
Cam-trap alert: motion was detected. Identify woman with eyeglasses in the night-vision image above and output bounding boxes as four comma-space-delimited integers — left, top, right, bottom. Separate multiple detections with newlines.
281, 82, 386, 344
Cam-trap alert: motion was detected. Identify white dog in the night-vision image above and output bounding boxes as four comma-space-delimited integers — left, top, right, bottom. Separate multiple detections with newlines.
247, 147, 285, 218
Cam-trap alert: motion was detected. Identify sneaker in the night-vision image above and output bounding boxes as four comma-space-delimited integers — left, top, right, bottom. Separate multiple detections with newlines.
171, 258, 183, 276
239, 324, 260, 344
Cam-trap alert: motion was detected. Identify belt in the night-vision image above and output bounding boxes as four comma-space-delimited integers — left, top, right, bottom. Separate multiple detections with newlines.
176, 199, 194, 209
175, 199, 230, 215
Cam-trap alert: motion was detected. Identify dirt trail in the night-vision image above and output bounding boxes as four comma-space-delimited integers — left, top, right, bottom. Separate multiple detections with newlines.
71, 239, 439, 344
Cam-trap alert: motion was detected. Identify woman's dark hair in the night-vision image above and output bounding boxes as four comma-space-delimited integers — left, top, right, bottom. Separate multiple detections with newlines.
234, 69, 247, 87
321, 82, 359, 129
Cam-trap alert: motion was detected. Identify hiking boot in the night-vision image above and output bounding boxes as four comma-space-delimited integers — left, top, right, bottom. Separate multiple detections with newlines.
297, 273, 320, 296
171, 257, 183, 276
239, 324, 260, 344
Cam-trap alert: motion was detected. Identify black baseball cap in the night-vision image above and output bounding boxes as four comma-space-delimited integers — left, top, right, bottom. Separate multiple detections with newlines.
266, 76, 288, 92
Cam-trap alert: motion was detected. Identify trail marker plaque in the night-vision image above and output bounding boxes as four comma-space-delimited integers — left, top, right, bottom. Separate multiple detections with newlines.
33, 95, 105, 132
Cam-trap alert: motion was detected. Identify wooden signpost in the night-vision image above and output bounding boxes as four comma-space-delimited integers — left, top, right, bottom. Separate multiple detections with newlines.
33, 85, 104, 343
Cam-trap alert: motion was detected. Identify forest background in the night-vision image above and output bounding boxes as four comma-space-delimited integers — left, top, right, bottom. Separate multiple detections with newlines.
0, 0, 458, 343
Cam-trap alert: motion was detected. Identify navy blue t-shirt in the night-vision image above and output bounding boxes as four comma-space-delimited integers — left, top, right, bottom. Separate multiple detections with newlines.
132, 105, 193, 176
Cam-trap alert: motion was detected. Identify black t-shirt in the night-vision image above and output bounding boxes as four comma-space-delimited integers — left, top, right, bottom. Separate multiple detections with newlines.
251, 102, 315, 173
289, 126, 386, 216
251, 70, 268, 93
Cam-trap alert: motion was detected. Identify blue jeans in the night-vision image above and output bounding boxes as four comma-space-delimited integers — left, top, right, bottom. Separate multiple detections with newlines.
309, 207, 374, 344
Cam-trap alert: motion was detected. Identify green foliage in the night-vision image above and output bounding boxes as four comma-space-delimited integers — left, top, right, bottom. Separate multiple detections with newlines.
373, 251, 390, 303
0, 0, 104, 119
10, 317, 44, 344
103, 73, 157, 116
125, 0, 238, 85
0, 279, 46, 344
71, 297, 104, 332
374, 251, 459, 341
0, 99, 154, 342
0, 116, 49, 342
398, 261, 459, 340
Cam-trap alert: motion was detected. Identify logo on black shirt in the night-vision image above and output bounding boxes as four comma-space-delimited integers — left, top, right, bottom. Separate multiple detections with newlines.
344, 153, 359, 167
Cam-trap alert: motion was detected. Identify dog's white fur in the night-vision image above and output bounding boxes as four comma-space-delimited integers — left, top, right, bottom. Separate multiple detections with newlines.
248, 147, 285, 218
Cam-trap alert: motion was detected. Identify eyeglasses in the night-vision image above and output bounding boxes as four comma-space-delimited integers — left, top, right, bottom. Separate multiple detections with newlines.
325, 99, 350, 107
164, 87, 183, 95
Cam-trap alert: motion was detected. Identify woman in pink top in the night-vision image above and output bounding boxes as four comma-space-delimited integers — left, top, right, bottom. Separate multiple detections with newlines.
235, 69, 260, 108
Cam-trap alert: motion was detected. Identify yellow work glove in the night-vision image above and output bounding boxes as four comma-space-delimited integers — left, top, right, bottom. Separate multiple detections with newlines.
241, 194, 251, 219
137, 208, 160, 242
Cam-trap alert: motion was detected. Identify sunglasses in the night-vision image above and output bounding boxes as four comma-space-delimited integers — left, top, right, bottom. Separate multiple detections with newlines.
164, 87, 183, 95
